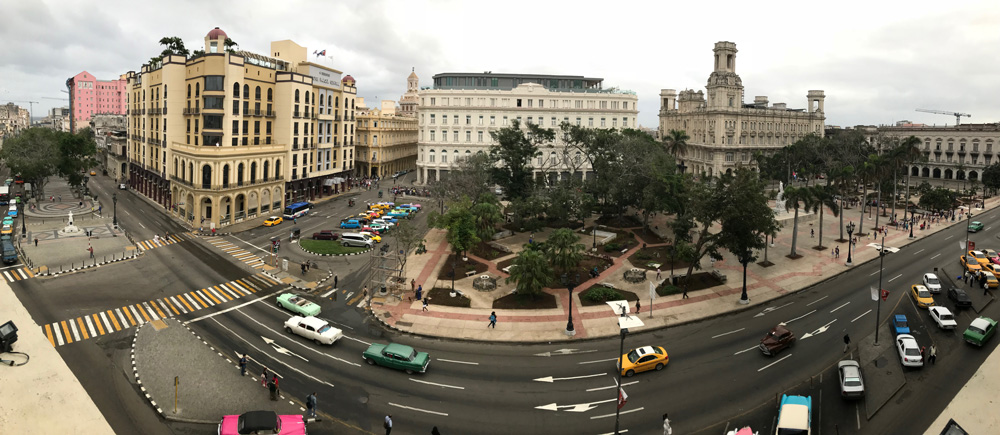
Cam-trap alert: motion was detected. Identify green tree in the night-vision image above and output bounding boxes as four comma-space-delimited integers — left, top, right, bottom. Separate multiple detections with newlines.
806, 185, 840, 249
0, 127, 59, 197
428, 199, 479, 257
675, 178, 727, 282
505, 249, 553, 298
392, 221, 424, 277
158, 36, 190, 57
489, 120, 554, 200
662, 129, 690, 159
719, 168, 780, 302
544, 228, 584, 272
57, 127, 98, 195
919, 188, 957, 212
469, 193, 503, 242
543, 179, 594, 226
982, 163, 1000, 196
224, 38, 239, 53
782, 185, 813, 257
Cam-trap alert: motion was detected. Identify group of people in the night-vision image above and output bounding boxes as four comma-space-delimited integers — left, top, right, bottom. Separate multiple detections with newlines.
390, 186, 430, 197
963, 269, 994, 295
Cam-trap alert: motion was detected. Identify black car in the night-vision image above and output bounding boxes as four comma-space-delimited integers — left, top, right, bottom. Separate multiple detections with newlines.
948, 287, 973, 308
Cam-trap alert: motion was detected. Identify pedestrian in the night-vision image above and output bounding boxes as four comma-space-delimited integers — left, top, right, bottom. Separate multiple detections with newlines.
681, 287, 689, 299
58, 195, 61, 202
98, 205, 102, 214
656, 268, 661, 280
306, 392, 317, 418
33, 238, 38, 247
810, 228, 814, 238
271, 375, 280, 399
211, 227, 216, 236
384, 414, 393, 435
261, 369, 269, 387
88, 245, 94, 258
488, 311, 497, 328
432, 427, 441, 435
411, 279, 416, 292
293, 217, 297, 224
301, 263, 307, 274
928, 344, 937, 365
422, 297, 429, 311
985, 279, 990, 296
415, 286, 423, 301
239, 353, 248, 376
843, 333, 851, 353
835, 246, 840, 259
268, 378, 278, 401
920, 346, 926, 360
636, 300, 641, 313
663, 413, 672, 435
334, 275, 339, 288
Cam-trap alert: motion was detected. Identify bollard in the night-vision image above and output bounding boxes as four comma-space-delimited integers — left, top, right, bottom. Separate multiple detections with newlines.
103, 255, 106, 263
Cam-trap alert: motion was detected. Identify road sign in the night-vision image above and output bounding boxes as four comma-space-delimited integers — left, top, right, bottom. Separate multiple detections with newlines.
880, 288, 889, 301
968, 241, 976, 251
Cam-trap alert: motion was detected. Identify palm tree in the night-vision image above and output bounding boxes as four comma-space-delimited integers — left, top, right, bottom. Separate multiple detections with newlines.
157, 36, 189, 57
808, 185, 840, 249
897, 136, 923, 231
828, 165, 854, 242
663, 130, 690, 161
783, 186, 813, 257
545, 228, 584, 273
505, 249, 554, 298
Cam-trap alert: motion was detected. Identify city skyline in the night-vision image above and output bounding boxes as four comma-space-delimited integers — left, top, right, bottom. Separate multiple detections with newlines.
1, 0, 999, 129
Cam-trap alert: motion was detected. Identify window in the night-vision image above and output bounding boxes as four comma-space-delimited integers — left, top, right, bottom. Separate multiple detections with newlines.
430, 130, 436, 141
255, 86, 261, 100
233, 83, 241, 98
466, 131, 471, 142
576, 118, 581, 126
205, 76, 224, 91
430, 114, 436, 124
429, 149, 435, 162
204, 96, 224, 110
453, 115, 458, 124
503, 116, 508, 125
490, 116, 495, 125
478, 131, 483, 142
516, 99, 522, 107
466, 115, 471, 125
588, 118, 594, 127
601, 118, 606, 127
430, 98, 436, 106
203, 115, 222, 130
453, 131, 459, 142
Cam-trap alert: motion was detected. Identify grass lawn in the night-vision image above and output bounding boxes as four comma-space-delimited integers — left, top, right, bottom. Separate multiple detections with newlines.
579, 285, 639, 307
299, 238, 368, 255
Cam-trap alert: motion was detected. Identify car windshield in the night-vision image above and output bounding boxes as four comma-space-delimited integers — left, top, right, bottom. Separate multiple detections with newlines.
627, 350, 641, 363
918, 289, 931, 298
966, 256, 978, 264
318, 325, 332, 334
926, 277, 940, 285
896, 319, 908, 328
844, 376, 862, 387
975, 252, 986, 259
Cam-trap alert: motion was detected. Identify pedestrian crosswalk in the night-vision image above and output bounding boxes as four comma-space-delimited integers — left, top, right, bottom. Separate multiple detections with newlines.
1, 266, 35, 283
135, 233, 190, 251
43, 272, 281, 347
204, 237, 266, 269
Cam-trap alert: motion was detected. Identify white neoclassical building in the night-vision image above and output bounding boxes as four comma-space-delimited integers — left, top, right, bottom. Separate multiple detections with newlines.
877, 122, 1000, 182
659, 41, 826, 177
415, 72, 639, 184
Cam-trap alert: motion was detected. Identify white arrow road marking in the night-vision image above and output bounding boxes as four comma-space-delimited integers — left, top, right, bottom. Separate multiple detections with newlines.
437, 358, 479, 365
712, 328, 745, 339
887, 273, 903, 283
535, 398, 617, 412
409, 378, 464, 389
389, 402, 448, 416
945, 235, 954, 240
852, 309, 872, 323
754, 302, 794, 318
830, 302, 850, 313
801, 319, 837, 339
806, 296, 828, 306
237, 310, 360, 366
535, 348, 598, 357
784, 310, 816, 324
262, 336, 309, 362
734, 346, 760, 355
758, 354, 793, 372
321, 288, 338, 297
185, 289, 286, 324
534, 373, 606, 383
587, 380, 638, 392
591, 407, 644, 419
579, 358, 619, 365
209, 318, 334, 388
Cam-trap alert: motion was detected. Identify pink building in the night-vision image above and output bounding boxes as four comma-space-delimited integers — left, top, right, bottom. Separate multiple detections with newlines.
65, 71, 127, 132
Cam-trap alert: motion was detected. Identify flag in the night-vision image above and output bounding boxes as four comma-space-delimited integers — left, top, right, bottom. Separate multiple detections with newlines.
617, 386, 628, 410
314, 49, 326, 58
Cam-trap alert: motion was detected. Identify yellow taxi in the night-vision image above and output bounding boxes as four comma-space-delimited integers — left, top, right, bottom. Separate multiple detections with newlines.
987, 273, 999, 289
263, 216, 283, 226
987, 264, 1000, 279
618, 345, 669, 377
0, 224, 12, 235
968, 250, 991, 267
910, 284, 935, 308
89, 170, 97, 176
359, 231, 381, 243
961, 255, 982, 274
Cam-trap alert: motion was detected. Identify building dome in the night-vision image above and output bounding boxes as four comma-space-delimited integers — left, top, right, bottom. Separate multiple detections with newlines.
408, 70, 418, 79
342, 75, 355, 84
206, 27, 227, 40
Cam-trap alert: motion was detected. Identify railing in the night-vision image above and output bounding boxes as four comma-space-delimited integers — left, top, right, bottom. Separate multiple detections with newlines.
293, 111, 302, 118
265, 111, 276, 118
334, 114, 341, 121
253, 110, 263, 117
183, 108, 201, 115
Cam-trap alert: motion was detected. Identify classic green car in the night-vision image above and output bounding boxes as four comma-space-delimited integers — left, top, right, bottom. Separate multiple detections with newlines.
362, 342, 430, 374
2, 217, 13, 227
968, 221, 984, 232
276, 293, 321, 317
964, 316, 997, 346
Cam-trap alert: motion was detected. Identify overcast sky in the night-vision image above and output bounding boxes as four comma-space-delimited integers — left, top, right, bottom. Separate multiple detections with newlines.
2, 0, 998, 130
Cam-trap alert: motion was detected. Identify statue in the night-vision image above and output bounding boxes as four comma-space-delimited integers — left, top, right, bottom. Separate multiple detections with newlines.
773, 181, 787, 216
777, 181, 784, 201
68, 211, 73, 226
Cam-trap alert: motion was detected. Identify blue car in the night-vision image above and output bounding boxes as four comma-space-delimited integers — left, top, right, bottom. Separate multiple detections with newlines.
776, 394, 811, 434
387, 210, 410, 219
892, 314, 910, 336
339, 219, 361, 229
397, 204, 419, 213
7, 208, 16, 218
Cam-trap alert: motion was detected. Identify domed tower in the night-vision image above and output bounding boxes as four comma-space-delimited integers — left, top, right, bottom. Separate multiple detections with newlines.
342, 75, 356, 87
204, 27, 227, 53
407, 69, 419, 92
400, 68, 420, 117
706, 41, 744, 109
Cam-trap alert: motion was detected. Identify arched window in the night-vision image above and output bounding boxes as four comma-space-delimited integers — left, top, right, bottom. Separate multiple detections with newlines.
233, 82, 240, 98
250, 162, 257, 184
295, 89, 300, 103
275, 160, 282, 178
305, 91, 310, 104
351, 99, 355, 109
244, 84, 250, 98
327, 95, 332, 107
255, 86, 261, 100
429, 149, 436, 163
237, 163, 245, 186
222, 164, 230, 188
335, 97, 339, 108
195, 83, 200, 97
174, 158, 178, 177
202, 164, 212, 189
189, 163, 194, 183
263, 160, 270, 181
267, 88, 272, 102
163, 85, 167, 101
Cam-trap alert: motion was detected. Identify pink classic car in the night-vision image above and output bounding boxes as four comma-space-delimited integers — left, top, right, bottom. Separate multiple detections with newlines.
218, 411, 306, 435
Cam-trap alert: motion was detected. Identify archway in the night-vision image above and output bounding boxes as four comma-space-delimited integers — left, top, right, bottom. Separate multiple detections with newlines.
261, 189, 271, 213
922, 168, 930, 177
248, 192, 259, 218
944, 169, 953, 180
969, 171, 979, 181
219, 196, 233, 225
235, 193, 246, 220
932, 168, 941, 179
911, 167, 919, 177
200, 196, 213, 224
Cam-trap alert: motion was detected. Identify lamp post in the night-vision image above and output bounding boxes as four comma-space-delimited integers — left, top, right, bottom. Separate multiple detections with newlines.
20, 197, 26, 238
561, 273, 578, 336
874, 234, 886, 346
450, 255, 456, 291
593, 224, 598, 250
964, 211, 972, 252
845, 221, 855, 266
112, 193, 118, 228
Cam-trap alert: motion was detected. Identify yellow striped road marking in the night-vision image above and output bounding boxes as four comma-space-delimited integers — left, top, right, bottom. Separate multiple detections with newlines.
16, 268, 28, 279
149, 300, 167, 318
113, 309, 128, 329
163, 298, 181, 315
215, 285, 236, 300
155, 299, 173, 316
129, 305, 145, 325
204, 286, 225, 302
44, 324, 55, 347
134, 304, 151, 322
175, 295, 194, 312
189, 292, 209, 308
121, 306, 136, 326
84, 316, 97, 338
182, 293, 201, 309
236, 279, 257, 292
201, 289, 222, 305
256, 274, 279, 286
54, 323, 66, 346
224, 282, 245, 297
210, 285, 231, 301
92, 314, 105, 335
68, 318, 81, 341
76, 317, 89, 340
348, 292, 365, 306
99, 312, 114, 333
23, 267, 34, 278
231, 281, 252, 295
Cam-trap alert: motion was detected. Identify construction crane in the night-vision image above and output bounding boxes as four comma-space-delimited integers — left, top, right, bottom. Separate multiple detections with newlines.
916, 108, 971, 125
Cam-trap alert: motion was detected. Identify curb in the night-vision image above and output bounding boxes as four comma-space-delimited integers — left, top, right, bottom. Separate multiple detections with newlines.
37, 252, 140, 277
262, 269, 335, 291
131, 324, 165, 419
296, 240, 372, 257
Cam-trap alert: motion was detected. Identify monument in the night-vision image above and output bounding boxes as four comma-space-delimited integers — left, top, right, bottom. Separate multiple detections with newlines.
58, 211, 83, 235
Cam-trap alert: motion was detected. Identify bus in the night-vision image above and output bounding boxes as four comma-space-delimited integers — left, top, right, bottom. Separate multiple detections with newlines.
283, 202, 313, 219
0, 186, 9, 205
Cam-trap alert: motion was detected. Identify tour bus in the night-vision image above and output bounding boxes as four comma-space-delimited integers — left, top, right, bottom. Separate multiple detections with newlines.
283, 202, 313, 219
0, 186, 9, 206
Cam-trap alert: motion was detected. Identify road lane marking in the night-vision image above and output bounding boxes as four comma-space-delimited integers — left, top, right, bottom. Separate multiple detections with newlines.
172, 296, 192, 312
57, 322, 68, 345
869, 270, 880, 276
784, 310, 816, 324
69, 318, 82, 341
185, 292, 204, 309
44, 324, 55, 347
148, 300, 166, 318
945, 235, 954, 240
758, 354, 792, 372
410, 378, 465, 389
139, 303, 156, 321
201, 288, 222, 305
113, 308, 128, 328
586, 381, 638, 392
830, 302, 850, 313
591, 407, 644, 420
887, 274, 903, 283
101, 311, 115, 332
212, 285, 233, 301
161, 298, 179, 315
852, 309, 872, 323
734, 346, 759, 355
712, 328, 745, 339
931, 253, 941, 259
128, 305, 144, 325
912, 249, 924, 255
578, 358, 618, 365
388, 402, 448, 416
437, 358, 479, 365
207, 318, 335, 388
91, 314, 104, 336
193, 291, 213, 307
185, 289, 285, 324
321, 288, 338, 297
807, 296, 828, 306
83, 316, 96, 338
534, 373, 606, 383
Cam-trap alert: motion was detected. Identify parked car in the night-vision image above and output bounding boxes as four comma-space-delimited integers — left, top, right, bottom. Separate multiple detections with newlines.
759, 323, 795, 356
341, 233, 374, 248
1, 217, 12, 226
377, 215, 398, 224
961, 255, 982, 274
359, 231, 381, 243
369, 222, 388, 233
922, 273, 942, 293
837, 360, 865, 399
892, 314, 911, 335
263, 216, 283, 226
948, 287, 973, 308
362, 342, 430, 374
0, 225, 11, 235
964, 317, 998, 347
910, 284, 935, 308
284, 315, 343, 345
397, 204, 420, 213
987, 273, 1000, 289
340, 219, 362, 229
617, 345, 669, 377
984, 249, 1000, 265
387, 209, 410, 218
969, 250, 991, 267
968, 221, 984, 232
312, 230, 340, 240
895, 334, 923, 367
776, 395, 812, 435
402, 203, 422, 210
372, 218, 395, 228
276, 293, 321, 317
119, 183, 127, 190
218, 410, 306, 435
929, 306, 958, 329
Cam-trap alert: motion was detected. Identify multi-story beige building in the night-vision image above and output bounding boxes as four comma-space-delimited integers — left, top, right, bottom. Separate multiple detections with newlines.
416, 72, 639, 184
355, 99, 417, 177
0, 103, 30, 146
126, 27, 358, 229
878, 122, 1000, 182
659, 41, 826, 177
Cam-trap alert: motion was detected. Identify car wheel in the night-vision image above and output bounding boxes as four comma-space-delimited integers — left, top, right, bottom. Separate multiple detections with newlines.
405, 368, 415, 375
365, 357, 375, 365
342, 242, 349, 247
276, 301, 282, 308
285, 327, 292, 334
625, 370, 635, 378
315, 339, 323, 346
655, 363, 664, 371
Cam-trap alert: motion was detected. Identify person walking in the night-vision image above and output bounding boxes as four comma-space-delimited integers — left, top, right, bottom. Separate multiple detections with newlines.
271, 375, 280, 400
835, 246, 840, 259
384, 415, 393, 435
681, 287, 689, 299
636, 300, 641, 313
663, 413, 672, 435
422, 297, 429, 311
432, 427, 441, 435
33, 238, 38, 247
656, 268, 661, 280
306, 392, 317, 418
928, 344, 937, 365
843, 333, 851, 353
268, 378, 278, 401
261, 369, 269, 387
334, 275, 339, 288
88, 245, 94, 259
985, 279, 990, 296
488, 312, 497, 328
239, 354, 248, 376
810, 228, 814, 238
411, 279, 416, 293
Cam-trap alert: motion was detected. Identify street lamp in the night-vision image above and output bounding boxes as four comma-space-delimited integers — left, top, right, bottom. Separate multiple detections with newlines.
592, 224, 598, 250
112, 193, 118, 228
874, 234, 886, 346
964, 210, 972, 252
561, 273, 578, 336
845, 221, 856, 266
20, 198, 26, 238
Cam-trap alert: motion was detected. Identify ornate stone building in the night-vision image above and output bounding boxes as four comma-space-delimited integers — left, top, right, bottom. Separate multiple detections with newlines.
398, 69, 419, 117
356, 99, 417, 177
416, 72, 638, 184
878, 122, 1000, 182
0, 103, 30, 147
126, 27, 358, 230
658, 41, 826, 177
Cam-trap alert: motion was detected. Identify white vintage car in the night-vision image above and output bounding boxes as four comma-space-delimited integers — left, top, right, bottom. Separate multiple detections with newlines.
929, 306, 958, 329
284, 316, 343, 345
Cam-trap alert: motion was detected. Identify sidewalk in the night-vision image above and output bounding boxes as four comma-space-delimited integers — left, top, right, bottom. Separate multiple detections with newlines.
0, 280, 115, 434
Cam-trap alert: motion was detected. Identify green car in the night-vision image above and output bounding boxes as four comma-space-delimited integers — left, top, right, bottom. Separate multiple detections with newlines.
964, 317, 997, 346
276, 293, 321, 317
363, 343, 430, 374
2, 217, 13, 226
968, 221, 984, 233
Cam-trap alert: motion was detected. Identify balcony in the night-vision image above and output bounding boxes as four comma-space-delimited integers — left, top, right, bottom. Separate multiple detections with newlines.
293, 111, 302, 118
253, 110, 263, 117
334, 114, 341, 121
150, 108, 162, 115
265, 111, 276, 118
958, 149, 966, 155
183, 108, 201, 115
350, 115, 355, 122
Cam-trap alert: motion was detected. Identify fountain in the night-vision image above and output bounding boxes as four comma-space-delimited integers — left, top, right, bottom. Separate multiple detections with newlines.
58, 211, 83, 235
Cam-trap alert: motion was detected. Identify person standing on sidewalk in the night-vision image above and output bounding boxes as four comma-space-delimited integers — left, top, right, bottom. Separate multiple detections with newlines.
928, 344, 937, 365
306, 392, 317, 418
87, 245, 94, 259
843, 333, 851, 353
261, 368, 269, 387
662, 413, 672, 435
334, 275, 339, 288
384, 415, 393, 435
488, 312, 497, 328
422, 297, 429, 311
239, 354, 248, 376
636, 300, 641, 313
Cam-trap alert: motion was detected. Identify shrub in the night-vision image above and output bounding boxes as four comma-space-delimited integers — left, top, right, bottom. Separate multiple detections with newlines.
585, 286, 623, 303
603, 242, 620, 252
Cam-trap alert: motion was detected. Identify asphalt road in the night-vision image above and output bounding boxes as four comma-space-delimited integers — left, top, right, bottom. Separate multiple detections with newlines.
9, 171, 1000, 434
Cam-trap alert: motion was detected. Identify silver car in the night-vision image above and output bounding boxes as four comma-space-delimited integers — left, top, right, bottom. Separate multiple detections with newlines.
896, 334, 923, 367
838, 360, 865, 398
922, 273, 942, 294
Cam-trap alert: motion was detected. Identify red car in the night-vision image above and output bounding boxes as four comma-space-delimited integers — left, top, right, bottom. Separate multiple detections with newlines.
218, 411, 305, 435
312, 230, 340, 240
361, 226, 380, 236
759, 323, 796, 356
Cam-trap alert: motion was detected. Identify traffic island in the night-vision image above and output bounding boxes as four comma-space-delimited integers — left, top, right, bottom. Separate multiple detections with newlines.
856, 324, 907, 420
